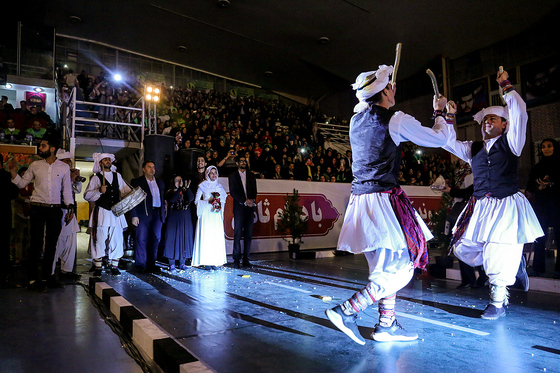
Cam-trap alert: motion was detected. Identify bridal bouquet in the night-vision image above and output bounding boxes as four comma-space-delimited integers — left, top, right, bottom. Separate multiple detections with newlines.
210, 192, 221, 212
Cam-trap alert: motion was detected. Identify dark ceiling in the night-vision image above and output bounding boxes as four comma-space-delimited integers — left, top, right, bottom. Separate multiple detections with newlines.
37, 0, 560, 100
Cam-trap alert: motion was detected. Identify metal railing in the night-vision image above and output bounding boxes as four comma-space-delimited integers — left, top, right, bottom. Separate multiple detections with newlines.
316, 122, 351, 154
62, 87, 145, 156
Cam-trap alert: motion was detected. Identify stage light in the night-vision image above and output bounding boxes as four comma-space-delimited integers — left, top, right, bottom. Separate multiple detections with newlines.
34, 87, 43, 92
145, 85, 160, 102
5, 83, 12, 89
301, 149, 306, 154
63, 64, 68, 68
416, 150, 422, 155
114, 74, 122, 81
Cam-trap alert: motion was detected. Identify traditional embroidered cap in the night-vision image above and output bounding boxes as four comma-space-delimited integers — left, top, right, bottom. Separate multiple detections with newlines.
92, 152, 116, 173
352, 65, 394, 113
56, 149, 73, 160
473, 106, 509, 124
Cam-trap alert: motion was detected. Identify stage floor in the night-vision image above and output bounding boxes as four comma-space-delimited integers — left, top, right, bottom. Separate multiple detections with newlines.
98, 253, 560, 373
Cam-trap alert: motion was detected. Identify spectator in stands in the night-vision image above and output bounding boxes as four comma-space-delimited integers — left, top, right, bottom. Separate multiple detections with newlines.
35, 106, 53, 127
27, 120, 47, 140
14, 101, 30, 116
2, 118, 23, 140
77, 70, 89, 93
63, 69, 79, 88
0, 96, 14, 114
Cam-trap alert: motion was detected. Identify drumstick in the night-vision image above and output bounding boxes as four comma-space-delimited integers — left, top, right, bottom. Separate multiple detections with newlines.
390, 43, 402, 86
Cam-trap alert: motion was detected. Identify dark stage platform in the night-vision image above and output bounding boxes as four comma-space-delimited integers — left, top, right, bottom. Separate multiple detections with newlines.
2, 249, 560, 373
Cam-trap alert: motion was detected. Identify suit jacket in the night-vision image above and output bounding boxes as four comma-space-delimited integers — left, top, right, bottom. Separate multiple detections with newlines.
228, 169, 257, 205
130, 175, 166, 222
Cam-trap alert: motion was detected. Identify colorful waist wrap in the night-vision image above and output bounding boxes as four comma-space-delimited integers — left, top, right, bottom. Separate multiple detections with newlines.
449, 196, 476, 248
382, 187, 428, 269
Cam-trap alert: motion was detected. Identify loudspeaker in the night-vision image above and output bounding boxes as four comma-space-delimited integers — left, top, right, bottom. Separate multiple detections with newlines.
174, 148, 205, 179
144, 134, 175, 182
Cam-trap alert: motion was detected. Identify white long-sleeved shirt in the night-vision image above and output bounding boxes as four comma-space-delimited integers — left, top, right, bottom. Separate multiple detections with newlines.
389, 113, 451, 148
442, 90, 527, 163
12, 159, 73, 206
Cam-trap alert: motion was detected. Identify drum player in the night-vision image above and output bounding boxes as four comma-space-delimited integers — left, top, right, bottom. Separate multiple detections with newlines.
84, 153, 131, 276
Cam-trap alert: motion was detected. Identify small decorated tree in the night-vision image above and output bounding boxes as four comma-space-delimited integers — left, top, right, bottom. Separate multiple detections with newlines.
277, 189, 309, 254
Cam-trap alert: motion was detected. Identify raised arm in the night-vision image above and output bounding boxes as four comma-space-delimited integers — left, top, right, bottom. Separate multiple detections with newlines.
498, 71, 527, 157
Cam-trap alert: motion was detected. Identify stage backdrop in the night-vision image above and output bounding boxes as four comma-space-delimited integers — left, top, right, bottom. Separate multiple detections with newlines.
217, 178, 444, 254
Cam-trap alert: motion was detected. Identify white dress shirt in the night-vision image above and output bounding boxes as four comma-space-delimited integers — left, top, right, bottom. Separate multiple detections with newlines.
146, 177, 161, 208
12, 159, 73, 206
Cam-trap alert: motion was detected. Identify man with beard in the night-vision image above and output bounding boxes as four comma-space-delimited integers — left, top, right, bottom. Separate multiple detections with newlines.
227, 155, 257, 268
9, 135, 74, 290
84, 153, 131, 276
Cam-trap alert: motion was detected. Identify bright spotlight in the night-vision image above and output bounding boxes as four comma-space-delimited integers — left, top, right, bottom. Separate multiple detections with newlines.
416, 150, 422, 155
154, 88, 160, 94
114, 74, 122, 81
153, 96, 159, 102
5, 83, 12, 89
147, 86, 153, 93
34, 87, 43, 92
146, 94, 152, 101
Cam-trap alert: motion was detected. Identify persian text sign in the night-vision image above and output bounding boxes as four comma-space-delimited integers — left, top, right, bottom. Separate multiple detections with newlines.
217, 179, 443, 254
223, 193, 341, 240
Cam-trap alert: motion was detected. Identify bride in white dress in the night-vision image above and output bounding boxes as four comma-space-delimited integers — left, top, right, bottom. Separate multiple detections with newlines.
191, 166, 227, 268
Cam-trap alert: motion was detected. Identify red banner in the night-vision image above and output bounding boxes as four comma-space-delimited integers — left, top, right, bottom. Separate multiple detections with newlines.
223, 193, 341, 240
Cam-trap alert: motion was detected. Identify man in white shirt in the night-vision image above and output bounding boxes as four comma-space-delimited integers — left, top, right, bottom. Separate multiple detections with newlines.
84, 153, 131, 276
9, 136, 74, 290
443, 69, 543, 320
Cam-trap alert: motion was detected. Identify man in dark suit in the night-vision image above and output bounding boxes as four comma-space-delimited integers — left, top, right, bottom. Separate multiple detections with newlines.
228, 155, 257, 268
131, 160, 166, 273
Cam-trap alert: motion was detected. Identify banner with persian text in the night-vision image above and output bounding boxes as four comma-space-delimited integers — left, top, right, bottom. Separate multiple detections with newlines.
218, 178, 443, 254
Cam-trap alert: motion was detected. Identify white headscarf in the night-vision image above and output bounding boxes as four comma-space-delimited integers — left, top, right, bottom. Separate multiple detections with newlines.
56, 149, 73, 160
352, 65, 394, 113
92, 152, 117, 173
473, 105, 510, 134
473, 106, 509, 124
197, 166, 225, 198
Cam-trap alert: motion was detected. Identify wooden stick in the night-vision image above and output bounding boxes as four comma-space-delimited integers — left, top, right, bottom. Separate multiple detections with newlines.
391, 43, 402, 85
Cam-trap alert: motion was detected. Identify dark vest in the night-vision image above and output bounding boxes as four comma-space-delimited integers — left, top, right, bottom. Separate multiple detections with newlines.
95, 172, 120, 210
350, 105, 401, 195
471, 135, 519, 199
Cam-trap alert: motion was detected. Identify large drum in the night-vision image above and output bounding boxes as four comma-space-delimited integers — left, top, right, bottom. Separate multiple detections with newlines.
111, 187, 147, 217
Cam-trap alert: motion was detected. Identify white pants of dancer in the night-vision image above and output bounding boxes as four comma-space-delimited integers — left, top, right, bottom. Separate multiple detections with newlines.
363, 248, 415, 300
454, 238, 523, 287
52, 233, 77, 275
90, 226, 124, 261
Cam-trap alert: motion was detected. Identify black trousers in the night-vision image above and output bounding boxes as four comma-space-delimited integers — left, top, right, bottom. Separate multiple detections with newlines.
29, 205, 62, 281
233, 204, 255, 262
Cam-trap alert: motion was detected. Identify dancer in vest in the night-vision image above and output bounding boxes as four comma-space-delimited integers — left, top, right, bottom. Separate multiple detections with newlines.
325, 65, 453, 344
53, 149, 82, 279
443, 69, 543, 319
84, 153, 131, 276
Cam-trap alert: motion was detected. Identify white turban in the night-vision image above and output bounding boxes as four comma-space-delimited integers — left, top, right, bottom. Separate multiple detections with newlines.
473, 106, 509, 124
56, 149, 73, 160
352, 65, 394, 113
92, 153, 116, 173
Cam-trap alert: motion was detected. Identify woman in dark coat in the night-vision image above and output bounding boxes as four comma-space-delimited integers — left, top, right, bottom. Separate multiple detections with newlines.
163, 175, 195, 270
526, 138, 560, 278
